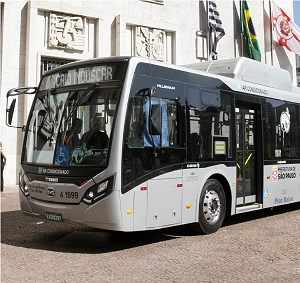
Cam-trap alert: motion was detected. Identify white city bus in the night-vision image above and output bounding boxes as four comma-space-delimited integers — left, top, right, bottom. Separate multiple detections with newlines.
6, 56, 300, 234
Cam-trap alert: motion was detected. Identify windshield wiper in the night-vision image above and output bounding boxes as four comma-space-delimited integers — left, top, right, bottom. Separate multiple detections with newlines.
39, 88, 57, 147
45, 88, 56, 122
65, 83, 98, 123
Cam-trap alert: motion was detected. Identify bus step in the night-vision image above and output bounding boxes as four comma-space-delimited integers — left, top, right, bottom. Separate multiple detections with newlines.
236, 203, 262, 214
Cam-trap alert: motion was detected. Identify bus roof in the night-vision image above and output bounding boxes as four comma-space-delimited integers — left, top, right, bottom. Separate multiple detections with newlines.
184, 57, 293, 92
42, 56, 300, 99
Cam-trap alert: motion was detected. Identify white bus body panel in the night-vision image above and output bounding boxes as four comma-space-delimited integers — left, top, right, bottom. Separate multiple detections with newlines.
263, 164, 300, 208
84, 191, 123, 230
183, 164, 236, 218
122, 164, 236, 231
133, 182, 148, 231
147, 177, 183, 228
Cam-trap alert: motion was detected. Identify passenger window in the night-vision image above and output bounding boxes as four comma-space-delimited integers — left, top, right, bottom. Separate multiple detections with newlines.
122, 86, 184, 188
187, 85, 233, 161
144, 97, 178, 148
126, 96, 178, 148
263, 100, 300, 159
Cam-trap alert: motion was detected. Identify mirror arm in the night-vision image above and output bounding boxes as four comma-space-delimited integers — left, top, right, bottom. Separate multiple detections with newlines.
5, 86, 37, 128
6, 87, 37, 97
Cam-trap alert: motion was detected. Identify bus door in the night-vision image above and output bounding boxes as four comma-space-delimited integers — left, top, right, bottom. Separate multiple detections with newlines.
235, 103, 262, 207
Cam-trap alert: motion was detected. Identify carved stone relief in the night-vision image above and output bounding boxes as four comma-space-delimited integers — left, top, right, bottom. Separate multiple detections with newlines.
49, 13, 85, 51
135, 26, 165, 61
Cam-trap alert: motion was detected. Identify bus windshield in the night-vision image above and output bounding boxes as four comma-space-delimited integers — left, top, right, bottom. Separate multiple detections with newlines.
23, 85, 121, 166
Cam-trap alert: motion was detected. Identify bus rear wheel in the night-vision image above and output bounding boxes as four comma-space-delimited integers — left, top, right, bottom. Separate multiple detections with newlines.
192, 179, 226, 234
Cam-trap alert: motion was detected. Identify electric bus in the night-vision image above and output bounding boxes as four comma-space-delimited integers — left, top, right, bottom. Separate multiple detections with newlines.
6, 56, 300, 234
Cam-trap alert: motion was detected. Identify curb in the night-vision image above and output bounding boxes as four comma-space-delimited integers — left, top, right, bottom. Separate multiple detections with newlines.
2, 185, 19, 194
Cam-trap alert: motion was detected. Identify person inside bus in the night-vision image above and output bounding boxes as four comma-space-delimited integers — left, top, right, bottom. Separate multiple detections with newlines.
62, 118, 83, 149
128, 120, 143, 148
80, 116, 109, 150
189, 132, 203, 161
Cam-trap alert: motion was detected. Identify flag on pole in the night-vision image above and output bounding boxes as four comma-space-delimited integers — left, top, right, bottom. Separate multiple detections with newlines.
241, 1, 261, 61
208, 1, 225, 60
272, 1, 300, 56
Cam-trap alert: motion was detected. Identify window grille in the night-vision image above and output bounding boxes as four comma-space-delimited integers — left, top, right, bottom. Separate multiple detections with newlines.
40, 57, 73, 78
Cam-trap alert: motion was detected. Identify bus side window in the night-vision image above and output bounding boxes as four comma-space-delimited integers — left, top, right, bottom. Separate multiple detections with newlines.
187, 85, 232, 161
187, 86, 202, 161
122, 87, 184, 187
263, 100, 300, 159
127, 96, 144, 148
167, 100, 178, 147
143, 97, 178, 148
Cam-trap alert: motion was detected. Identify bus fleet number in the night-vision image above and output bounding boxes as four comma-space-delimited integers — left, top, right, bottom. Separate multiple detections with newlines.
60, 191, 79, 199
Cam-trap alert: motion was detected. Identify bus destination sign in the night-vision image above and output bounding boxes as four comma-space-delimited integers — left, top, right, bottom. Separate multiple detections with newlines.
40, 64, 125, 90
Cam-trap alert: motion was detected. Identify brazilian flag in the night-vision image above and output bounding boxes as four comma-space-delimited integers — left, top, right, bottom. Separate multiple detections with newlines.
242, 1, 261, 61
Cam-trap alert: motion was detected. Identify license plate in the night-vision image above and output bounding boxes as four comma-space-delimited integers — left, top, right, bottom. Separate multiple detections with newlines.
46, 212, 63, 222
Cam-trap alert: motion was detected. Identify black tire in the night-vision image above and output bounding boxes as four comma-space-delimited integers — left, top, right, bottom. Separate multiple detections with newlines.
191, 179, 226, 234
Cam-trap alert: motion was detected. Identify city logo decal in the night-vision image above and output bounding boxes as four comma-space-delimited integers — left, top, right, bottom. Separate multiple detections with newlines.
272, 165, 296, 182
46, 188, 56, 197
280, 107, 290, 133
186, 172, 199, 182
71, 143, 87, 165
236, 82, 243, 91
272, 166, 278, 182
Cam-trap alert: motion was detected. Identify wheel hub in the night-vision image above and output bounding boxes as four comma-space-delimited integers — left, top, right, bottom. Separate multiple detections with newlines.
203, 190, 221, 224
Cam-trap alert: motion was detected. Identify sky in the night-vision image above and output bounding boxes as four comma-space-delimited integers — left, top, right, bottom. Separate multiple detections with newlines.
294, 1, 300, 26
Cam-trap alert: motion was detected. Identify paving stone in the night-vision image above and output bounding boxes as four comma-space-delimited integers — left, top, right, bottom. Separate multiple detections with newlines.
1, 187, 300, 282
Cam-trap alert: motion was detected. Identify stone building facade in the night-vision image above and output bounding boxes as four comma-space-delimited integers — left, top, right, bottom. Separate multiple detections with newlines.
297, 55, 300, 87
0, 0, 297, 185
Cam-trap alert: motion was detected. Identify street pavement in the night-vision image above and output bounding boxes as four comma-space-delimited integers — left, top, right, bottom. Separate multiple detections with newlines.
1, 185, 300, 283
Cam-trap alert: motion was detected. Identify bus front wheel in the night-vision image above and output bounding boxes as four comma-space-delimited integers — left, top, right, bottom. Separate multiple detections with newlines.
192, 179, 226, 234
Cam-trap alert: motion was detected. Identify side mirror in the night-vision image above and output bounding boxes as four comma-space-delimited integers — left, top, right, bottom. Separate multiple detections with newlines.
149, 104, 162, 135
136, 86, 156, 97
149, 86, 156, 97
6, 99, 16, 126
5, 86, 37, 129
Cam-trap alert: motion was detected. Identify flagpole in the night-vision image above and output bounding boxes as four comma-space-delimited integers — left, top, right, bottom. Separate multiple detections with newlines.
207, 0, 211, 61
269, 0, 274, 65
240, 0, 244, 57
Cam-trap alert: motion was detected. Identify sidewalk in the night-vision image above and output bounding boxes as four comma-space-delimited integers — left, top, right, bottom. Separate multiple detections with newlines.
1, 185, 19, 194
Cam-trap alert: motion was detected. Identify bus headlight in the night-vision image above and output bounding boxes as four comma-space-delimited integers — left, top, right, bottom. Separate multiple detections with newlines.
97, 180, 108, 194
19, 173, 30, 197
82, 176, 114, 205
